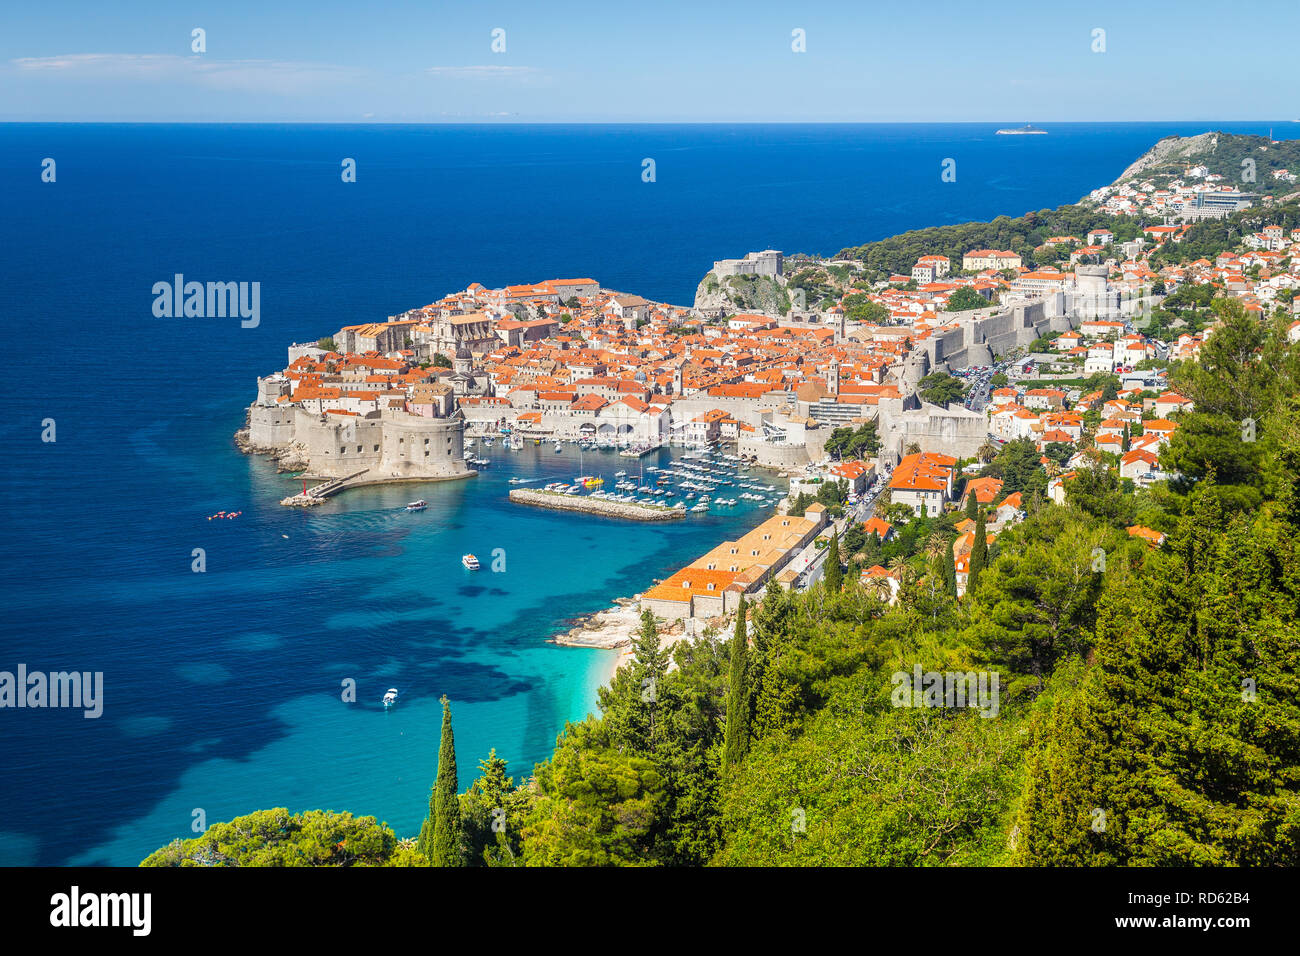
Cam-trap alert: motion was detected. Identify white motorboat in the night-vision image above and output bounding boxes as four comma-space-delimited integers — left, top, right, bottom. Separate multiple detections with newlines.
383, 688, 398, 708
462, 553, 481, 570
405, 500, 428, 512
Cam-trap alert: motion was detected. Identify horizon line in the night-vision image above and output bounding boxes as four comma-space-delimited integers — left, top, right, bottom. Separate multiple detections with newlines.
2, 118, 1298, 127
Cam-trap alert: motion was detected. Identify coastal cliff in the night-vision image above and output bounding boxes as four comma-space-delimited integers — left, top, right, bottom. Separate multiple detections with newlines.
1107, 131, 1221, 185
693, 271, 792, 315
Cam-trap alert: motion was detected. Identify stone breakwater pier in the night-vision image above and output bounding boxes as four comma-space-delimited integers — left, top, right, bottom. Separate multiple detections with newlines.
279, 470, 370, 507
508, 488, 686, 521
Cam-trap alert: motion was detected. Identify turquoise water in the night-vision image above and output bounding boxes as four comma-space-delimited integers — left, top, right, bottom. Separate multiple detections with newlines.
7, 413, 783, 865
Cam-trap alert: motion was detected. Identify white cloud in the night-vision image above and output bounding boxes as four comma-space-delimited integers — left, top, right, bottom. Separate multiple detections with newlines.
10, 54, 361, 96
424, 65, 540, 79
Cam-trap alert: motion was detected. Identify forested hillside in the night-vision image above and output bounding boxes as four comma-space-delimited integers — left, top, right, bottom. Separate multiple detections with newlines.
145, 300, 1300, 868
834, 207, 1145, 278
1107, 131, 1300, 198
510, 299, 1300, 866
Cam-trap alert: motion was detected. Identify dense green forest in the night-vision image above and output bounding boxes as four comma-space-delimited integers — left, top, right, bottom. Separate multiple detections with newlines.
835, 207, 1146, 277
142, 809, 428, 866
143, 298, 1300, 868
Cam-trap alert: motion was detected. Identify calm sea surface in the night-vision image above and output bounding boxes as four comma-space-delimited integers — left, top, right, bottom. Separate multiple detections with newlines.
0, 121, 1283, 864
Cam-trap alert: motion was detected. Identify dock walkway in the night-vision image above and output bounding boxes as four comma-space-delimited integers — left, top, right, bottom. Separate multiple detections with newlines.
280, 469, 370, 507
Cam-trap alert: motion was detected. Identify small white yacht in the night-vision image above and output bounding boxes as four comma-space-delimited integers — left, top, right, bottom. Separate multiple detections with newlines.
462, 553, 481, 570
383, 688, 398, 708
405, 500, 428, 512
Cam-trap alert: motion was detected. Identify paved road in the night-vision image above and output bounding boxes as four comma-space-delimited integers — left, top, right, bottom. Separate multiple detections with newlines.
959, 357, 1019, 413
786, 475, 889, 590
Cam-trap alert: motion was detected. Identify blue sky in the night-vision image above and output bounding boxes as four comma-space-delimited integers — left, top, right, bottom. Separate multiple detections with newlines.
2, 0, 1298, 122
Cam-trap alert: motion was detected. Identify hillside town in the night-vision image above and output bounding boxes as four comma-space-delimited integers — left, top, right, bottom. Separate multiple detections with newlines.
238, 185, 1300, 626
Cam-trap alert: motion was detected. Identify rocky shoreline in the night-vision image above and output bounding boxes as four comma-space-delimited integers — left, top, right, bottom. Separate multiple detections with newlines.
508, 488, 686, 521
233, 426, 311, 472
552, 597, 643, 649
553, 595, 735, 686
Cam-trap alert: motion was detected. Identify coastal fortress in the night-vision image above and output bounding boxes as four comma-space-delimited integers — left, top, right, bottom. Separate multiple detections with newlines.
241, 365, 473, 484
234, 244, 1138, 494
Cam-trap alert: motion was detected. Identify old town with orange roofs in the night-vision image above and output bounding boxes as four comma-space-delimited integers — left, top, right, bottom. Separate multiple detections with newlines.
241, 195, 1300, 615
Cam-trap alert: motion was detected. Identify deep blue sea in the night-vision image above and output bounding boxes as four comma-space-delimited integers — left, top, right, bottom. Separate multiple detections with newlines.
0, 121, 1288, 865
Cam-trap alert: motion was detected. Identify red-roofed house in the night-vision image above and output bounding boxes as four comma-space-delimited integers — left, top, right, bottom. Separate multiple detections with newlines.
862, 516, 893, 542
889, 452, 956, 517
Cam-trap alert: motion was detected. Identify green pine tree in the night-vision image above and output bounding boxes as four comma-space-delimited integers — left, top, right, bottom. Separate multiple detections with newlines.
633, 608, 669, 752
824, 531, 843, 591
1015, 476, 1300, 865
419, 694, 464, 866
594, 609, 672, 756
723, 596, 750, 772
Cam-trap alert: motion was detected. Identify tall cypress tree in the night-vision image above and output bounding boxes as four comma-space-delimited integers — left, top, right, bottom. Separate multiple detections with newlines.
966, 488, 979, 520
824, 531, 843, 592
944, 536, 958, 596
723, 595, 750, 772
419, 694, 464, 866
968, 510, 988, 594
